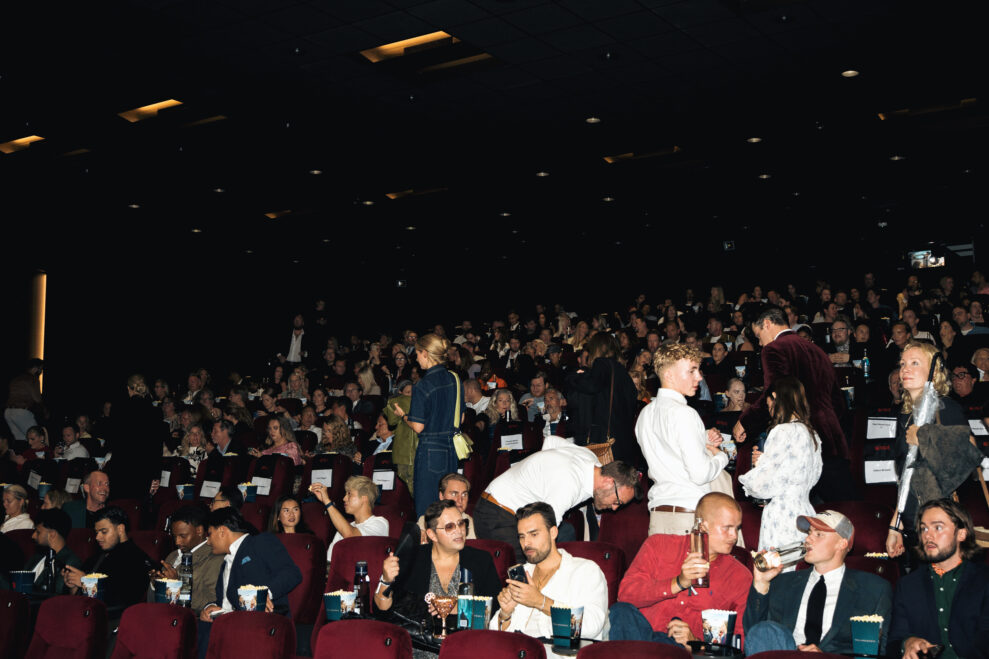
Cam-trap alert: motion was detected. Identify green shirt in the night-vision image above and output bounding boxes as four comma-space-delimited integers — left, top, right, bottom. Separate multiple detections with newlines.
931, 562, 962, 659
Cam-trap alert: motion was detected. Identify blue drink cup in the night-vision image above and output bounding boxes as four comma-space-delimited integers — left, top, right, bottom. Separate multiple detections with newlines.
237, 483, 257, 502
324, 593, 342, 621
37, 482, 52, 499
10, 571, 35, 593
851, 618, 882, 658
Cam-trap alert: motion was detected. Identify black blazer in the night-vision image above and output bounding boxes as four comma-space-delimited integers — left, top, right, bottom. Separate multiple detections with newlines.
213, 533, 302, 616
888, 560, 989, 658
565, 358, 641, 468
390, 544, 501, 620
744, 567, 893, 654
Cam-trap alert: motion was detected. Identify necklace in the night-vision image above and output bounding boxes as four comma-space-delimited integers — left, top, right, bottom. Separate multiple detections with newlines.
520, 561, 562, 629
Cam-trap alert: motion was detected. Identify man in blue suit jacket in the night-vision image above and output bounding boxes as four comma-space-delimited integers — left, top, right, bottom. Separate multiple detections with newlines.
197, 508, 302, 657
743, 510, 892, 655
889, 499, 989, 659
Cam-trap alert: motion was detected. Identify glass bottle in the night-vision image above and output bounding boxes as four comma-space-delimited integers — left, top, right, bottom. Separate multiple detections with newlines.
753, 541, 807, 571
353, 560, 370, 616
178, 553, 193, 607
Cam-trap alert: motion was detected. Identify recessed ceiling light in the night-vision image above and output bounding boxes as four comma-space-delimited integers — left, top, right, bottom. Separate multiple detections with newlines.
362, 200, 375, 206
758, 173, 772, 179
213, 187, 225, 193
309, 169, 322, 175
405, 226, 416, 231
585, 117, 601, 124
360, 31, 458, 64
128, 203, 141, 209
746, 137, 762, 143
602, 196, 614, 202
322, 238, 331, 243
191, 228, 203, 233
536, 171, 549, 177
841, 70, 860, 78
0, 135, 44, 154
265, 210, 291, 219
118, 99, 183, 123
499, 211, 511, 217
889, 155, 906, 161
244, 249, 254, 254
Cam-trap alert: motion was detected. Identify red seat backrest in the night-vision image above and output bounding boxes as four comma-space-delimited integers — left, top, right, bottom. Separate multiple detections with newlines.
5, 529, 34, 565
816, 500, 893, 555
843, 554, 899, 588
465, 538, 515, 584
313, 619, 413, 659
67, 528, 98, 564
0, 590, 31, 659
597, 500, 650, 565
110, 603, 197, 659
558, 541, 627, 607
25, 595, 108, 659
247, 455, 296, 507
437, 629, 546, 659
276, 533, 327, 624
205, 611, 295, 659
128, 530, 173, 565
577, 640, 691, 659
300, 501, 333, 546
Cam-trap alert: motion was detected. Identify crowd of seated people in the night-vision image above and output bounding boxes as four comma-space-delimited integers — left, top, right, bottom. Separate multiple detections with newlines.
2, 268, 989, 657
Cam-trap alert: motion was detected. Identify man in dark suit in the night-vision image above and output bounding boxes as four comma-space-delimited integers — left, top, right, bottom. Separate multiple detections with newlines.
888, 498, 989, 659
208, 418, 246, 456
744, 510, 892, 654
734, 306, 851, 499
197, 508, 302, 656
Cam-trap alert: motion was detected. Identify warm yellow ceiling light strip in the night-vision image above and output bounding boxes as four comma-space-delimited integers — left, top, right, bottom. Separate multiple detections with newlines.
603, 146, 681, 163
118, 99, 183, 123
0, 135, 45, 154
877, 97, 976, 121
360, 31, 458, 63
418, 53, 492, 74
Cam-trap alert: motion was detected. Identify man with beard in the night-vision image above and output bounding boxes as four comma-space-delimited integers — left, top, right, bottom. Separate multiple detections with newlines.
888, 498, 989, 659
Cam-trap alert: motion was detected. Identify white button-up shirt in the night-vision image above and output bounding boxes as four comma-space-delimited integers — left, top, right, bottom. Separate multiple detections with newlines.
637, 388, 728, 510
221, 534, 249, 611
792, 564, 845, 645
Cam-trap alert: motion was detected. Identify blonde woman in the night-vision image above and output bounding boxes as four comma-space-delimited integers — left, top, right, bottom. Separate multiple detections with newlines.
393, 333, 462, 517
2, 485, 34, 532
167, 424, 208, 478
485, 388, 520, 425
357, 363, 382, 396
567, 320, 591, 352
317, 416, 358, 461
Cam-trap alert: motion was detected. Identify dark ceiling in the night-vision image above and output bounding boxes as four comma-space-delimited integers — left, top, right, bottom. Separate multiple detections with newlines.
2, 0, 987, 284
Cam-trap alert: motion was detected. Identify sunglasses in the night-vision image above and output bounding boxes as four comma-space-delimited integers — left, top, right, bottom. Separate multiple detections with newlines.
436, 519, 469, 534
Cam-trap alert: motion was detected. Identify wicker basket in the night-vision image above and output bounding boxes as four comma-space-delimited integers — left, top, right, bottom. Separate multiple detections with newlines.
586, 438, 616, 465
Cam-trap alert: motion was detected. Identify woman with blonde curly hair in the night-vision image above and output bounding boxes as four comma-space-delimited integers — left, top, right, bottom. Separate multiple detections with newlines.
886, 340, 971, 558
167, 423, 208, 478
567, 319, 591, 352
485, 388, 520, 425
317, 416, 357, 460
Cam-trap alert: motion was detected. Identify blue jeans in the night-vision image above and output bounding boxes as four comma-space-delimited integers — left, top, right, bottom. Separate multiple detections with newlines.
413, 439, 458, 518
744, 621, 797, 655
608, 602, 684, 646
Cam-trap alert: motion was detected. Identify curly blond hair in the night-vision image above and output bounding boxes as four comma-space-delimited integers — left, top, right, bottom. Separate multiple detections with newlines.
653, 343, 704, 380
899, 341, 950, 414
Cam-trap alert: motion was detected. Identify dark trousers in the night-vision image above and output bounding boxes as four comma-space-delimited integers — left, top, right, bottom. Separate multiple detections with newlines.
472, 498, 524, 563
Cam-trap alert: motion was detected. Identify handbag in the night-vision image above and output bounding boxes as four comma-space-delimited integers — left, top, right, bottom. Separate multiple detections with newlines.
584, 362, 616, 465
450, 372, 473, 460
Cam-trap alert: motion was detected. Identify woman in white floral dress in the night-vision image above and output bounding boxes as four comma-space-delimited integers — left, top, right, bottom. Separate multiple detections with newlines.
738, 376, 822, 551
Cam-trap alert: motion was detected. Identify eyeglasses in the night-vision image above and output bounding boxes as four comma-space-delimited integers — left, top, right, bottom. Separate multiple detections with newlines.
829, 327, 848, 333
951, 372, 972, 380
436, 519, 469, 534
613, 481, 624, 507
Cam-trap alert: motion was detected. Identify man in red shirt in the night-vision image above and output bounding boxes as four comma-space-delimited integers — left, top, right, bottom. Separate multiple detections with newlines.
610, 492, 751, 648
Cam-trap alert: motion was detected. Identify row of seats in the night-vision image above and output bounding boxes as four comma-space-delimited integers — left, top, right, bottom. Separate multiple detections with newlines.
0, 591, 865, 659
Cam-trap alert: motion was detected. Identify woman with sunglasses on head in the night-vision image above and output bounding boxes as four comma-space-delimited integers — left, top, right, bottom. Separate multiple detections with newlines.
375, 499, 501, 648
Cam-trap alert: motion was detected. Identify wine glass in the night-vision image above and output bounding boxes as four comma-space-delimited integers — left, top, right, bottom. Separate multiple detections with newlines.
433, 596, 458, 638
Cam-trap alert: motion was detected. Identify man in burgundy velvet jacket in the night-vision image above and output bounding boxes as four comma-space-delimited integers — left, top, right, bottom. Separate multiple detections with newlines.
734, 306, 850, 498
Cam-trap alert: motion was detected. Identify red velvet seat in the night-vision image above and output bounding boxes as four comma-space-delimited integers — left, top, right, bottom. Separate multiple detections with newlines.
0, 590, 30, 659
816, 500, 892, 555
313, 619, 413, 659
373, 504, 409, 537
736, 499, 763, 551
240, 502, 271, 534
296, 430, 318, 454
67, 527, 98, 563
129, 530, 172, 564
155, 498, 208, 535
299, 453, 352, 505
276, 533, 327, 624
465, 538, 515, 584
558, 541, 626, 606
247, 454, 295, 507
205, 611, 296, 659
577, 640, 690, 659
194, 455, 241, 502
597, 499, 649, 564
437, 629, 546, 659
106, 498, 142, 531
25, 595, 108, 659
313, 536, 399, 649
5, 529, 34, 564
747, 651, 845, 659
376, 474, 415, 521
301, 500, 333, 545
844, 554, 899, 588
276, 398, 303, 417
110, 603, 197, 659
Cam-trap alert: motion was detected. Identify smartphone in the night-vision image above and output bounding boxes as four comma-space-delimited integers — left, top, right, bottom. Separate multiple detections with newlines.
507, 564, 528, 583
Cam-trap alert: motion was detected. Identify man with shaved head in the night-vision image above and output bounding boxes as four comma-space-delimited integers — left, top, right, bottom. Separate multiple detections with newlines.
609, 492, 752, 649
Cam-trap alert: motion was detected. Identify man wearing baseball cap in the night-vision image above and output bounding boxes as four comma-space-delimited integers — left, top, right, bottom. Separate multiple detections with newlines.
743, 510, 892, 654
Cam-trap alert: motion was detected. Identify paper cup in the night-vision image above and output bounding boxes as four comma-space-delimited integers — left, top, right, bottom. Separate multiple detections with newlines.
734, 366, 746, 378
324, 593, 343, 621
701, 609, 736, 645
471, 596, 492, 629
154, 578, 183, 604
851, 619, 882, 657
37, 482, 52, 499
10, 570, 35, 593
81, 574, 108, 601
457, 596, 473, 630
338, 591, 356, 614
237, 585, 268, 612
175, 484, 194, 500
237, 483, 257, 502
551, 605, 583, 651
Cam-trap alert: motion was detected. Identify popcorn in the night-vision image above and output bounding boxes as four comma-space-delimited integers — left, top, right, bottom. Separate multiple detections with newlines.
850, 615, 884, 622
864, 552, 889, 559
85, 573, 109, 579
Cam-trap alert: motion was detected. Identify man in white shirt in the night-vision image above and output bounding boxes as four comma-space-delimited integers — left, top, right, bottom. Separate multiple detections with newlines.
310, 475, 389, 561
493, 502, 608, 658
474, 437, 641, 561
416, 473, 477, 541
464, 379, 490, 414
58, 422, 91, 461
638, 343, 728, 536
278, 314, 307, 365
519, 373, 548, 422
743, 510, 892, 655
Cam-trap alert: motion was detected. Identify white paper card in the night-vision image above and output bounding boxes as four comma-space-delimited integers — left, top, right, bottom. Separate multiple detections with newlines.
864, 460, 897, 484
27, 471, 41, 490
721, 433, 732, 443
159, 470, 171, 487
501, 433, 524, 450
372, 470, 396, 491
311, 469, 333, 487
200, 480, 221, 498
252, 476, 272, 496
866, 418, 897, 439
970, 420, 988, 436
65, 478, 81, 494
